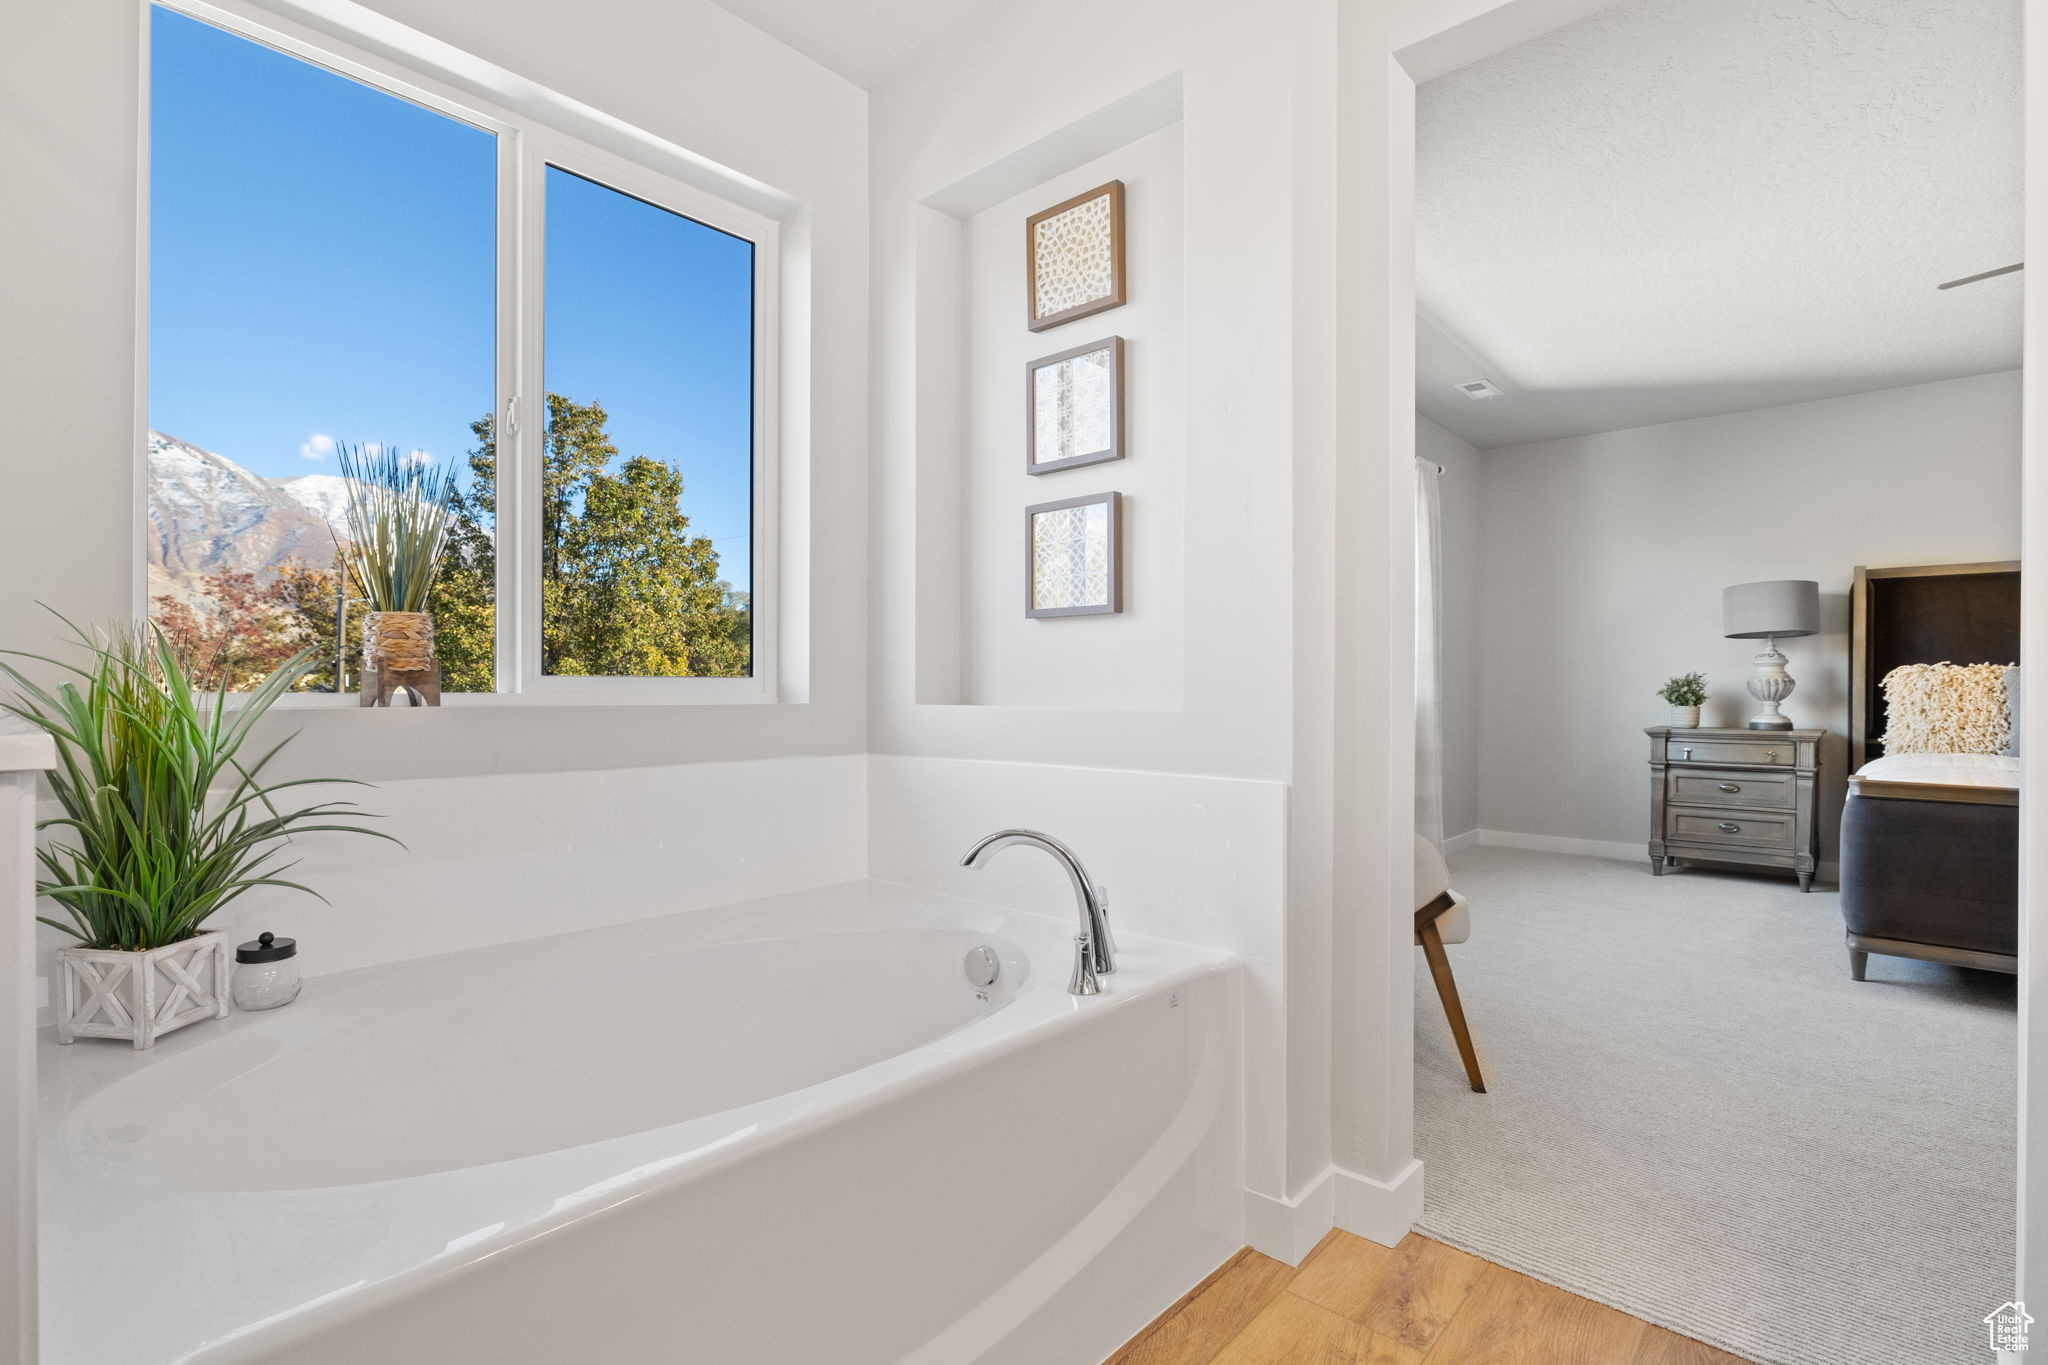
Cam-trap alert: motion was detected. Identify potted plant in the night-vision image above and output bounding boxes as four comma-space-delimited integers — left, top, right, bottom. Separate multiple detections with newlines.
1658, 671, 1709, 728
1, 619, 391, 1048
338, 441, 459, 707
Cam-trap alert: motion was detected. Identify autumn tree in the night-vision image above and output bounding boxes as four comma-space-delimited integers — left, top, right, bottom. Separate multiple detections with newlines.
152, 555, 373, 692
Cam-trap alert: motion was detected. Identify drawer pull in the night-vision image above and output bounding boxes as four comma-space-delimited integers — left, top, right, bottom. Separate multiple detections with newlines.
1765, 750, 1777, 762
1717, 822, 1740, 833
1717, 783, 1740, 793
1682, 746, 1693, 759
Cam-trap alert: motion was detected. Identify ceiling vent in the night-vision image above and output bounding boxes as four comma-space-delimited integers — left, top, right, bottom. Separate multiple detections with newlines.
1454, 378, 1504, 400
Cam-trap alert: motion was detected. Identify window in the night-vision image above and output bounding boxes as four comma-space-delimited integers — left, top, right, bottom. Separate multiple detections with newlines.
146, 3, 771, 698
537, 167, 755, 678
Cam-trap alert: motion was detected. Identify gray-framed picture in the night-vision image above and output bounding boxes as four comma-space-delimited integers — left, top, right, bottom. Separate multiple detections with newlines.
1025, 491, 1122, 619
1025, 180, 1125, 333
1025, 337, 1123, 475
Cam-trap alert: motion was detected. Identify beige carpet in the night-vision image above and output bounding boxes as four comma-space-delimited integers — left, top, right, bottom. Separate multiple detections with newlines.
1414, 846, 2016, 1365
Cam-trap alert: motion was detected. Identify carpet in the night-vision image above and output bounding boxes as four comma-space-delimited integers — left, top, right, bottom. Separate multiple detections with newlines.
1413, 846, 2016, 1365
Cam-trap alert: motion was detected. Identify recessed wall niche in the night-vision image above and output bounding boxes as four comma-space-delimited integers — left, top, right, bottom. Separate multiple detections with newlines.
910, 85, 1185, 713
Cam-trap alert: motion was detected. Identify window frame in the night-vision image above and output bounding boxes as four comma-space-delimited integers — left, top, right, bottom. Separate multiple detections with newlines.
140, 0, 780, 705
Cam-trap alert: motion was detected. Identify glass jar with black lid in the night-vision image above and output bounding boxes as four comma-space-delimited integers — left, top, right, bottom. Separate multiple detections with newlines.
232, 932, 301, 1011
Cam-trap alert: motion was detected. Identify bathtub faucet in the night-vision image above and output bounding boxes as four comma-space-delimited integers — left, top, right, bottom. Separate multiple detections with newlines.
958, 829, 1116, 995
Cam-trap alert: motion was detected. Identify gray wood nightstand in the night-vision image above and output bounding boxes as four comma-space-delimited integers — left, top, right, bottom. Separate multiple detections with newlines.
1646, 726, 1824, 891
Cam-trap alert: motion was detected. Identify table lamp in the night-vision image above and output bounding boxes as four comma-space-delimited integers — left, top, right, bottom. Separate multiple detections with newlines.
1723, 580, 1820, 731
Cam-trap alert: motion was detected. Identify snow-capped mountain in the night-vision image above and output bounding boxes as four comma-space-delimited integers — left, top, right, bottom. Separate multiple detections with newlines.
276, 473, 356, 538
147, 431, 344, 604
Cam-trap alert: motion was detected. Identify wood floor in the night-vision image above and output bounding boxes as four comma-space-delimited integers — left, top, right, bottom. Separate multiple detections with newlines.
1106, 1231, 1753, 1365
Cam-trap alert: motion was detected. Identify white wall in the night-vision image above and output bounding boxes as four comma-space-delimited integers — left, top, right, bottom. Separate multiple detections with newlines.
957, 125, 1186, 710
1419, 417, 1483, 842
868, 0, 1304, 783
1468, 370, 2021, 860
0, 0, 870, 786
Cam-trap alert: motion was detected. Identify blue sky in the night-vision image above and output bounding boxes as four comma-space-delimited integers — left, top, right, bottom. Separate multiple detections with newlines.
148, 6, 755, 591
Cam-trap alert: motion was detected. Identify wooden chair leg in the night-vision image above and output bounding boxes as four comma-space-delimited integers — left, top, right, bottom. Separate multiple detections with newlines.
1418, 918, 1486, 1093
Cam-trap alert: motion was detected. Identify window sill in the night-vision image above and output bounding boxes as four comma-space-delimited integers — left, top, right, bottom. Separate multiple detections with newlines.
258, 686, 777, 711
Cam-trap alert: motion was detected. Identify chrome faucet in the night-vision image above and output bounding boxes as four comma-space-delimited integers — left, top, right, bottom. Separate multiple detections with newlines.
959, 829, 1116, 995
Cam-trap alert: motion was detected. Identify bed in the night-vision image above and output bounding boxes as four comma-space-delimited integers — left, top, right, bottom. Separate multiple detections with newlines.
1839, 561, 2019, 980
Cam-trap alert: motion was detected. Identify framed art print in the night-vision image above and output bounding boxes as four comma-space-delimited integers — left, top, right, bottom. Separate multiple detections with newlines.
1025, 337, 1123, 475
1025, 491, 1122, 618
1025, 180, 1125, 332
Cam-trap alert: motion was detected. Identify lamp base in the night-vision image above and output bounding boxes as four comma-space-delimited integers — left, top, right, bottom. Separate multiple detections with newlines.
1744, 638, 1798, 731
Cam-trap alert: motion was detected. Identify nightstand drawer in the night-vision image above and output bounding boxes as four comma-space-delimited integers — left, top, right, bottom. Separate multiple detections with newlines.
1667, 806, 1796, 850
1668, 768, 1795, 810
1664, 738, 1795, 767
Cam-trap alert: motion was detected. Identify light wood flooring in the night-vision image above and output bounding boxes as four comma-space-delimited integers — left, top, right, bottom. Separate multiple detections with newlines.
1107, 1231, 1753, 1365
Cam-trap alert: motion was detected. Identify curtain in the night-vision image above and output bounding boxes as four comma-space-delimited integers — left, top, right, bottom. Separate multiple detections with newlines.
1415, 457, 1445, 850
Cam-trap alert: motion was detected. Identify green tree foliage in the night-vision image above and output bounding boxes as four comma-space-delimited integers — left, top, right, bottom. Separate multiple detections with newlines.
425, 392, 750, 686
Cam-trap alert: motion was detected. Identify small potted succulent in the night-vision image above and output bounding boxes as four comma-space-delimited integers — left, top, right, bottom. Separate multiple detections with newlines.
1, 618, 391, 1048
1658, 671, 1708, 728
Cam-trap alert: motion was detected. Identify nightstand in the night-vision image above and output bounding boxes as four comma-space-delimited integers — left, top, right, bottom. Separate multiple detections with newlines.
1646, 726, 1824, 891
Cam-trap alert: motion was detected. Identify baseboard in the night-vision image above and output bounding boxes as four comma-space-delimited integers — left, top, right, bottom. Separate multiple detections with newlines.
1442, 829, 1479, 855
1333, 1160, 1425, 1248
1475, 828, 1641, 862
1472, 830, 1840, 886
1244, 1160, 1426, 1264
1242, 1171, 1336, 1265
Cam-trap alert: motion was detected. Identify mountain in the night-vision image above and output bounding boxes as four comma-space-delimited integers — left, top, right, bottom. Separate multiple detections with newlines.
276, 474, 355, 538
147, 431, 344, 606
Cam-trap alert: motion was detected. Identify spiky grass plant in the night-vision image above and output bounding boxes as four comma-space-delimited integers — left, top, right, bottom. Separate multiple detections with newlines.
0, 618, 394, 951
337, 442, 460, 612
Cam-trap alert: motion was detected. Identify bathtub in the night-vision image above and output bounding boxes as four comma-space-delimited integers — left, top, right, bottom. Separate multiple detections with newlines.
38, 880, 1243, 1364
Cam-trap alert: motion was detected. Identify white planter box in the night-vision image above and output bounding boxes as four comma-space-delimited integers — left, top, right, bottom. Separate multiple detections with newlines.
55, 931, 231, 1050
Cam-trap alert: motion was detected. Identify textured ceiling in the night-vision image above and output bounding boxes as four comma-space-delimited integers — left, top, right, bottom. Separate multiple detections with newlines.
704, 0, 1007, 86
1415, 0, 2021, 449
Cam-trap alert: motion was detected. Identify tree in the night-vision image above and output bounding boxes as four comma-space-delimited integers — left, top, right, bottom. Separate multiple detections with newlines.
435, 393, 749, 683
151, 568, 315, 691
150, 392, 744, 691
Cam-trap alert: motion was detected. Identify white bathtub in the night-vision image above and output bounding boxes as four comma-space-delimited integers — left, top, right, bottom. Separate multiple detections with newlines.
39, 881, 1243, 1364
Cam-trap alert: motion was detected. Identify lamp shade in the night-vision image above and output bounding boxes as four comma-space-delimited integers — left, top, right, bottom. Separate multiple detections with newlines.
1723, 580, 1820, 639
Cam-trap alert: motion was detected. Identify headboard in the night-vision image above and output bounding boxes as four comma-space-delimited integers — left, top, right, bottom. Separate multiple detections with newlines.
1850, 560, 2021, 770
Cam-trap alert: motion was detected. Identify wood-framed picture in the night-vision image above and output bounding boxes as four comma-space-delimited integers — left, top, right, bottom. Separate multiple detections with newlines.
1025, 336, 1123, 475
1025, 491, 1122, 619
1025, 180, 1125, 332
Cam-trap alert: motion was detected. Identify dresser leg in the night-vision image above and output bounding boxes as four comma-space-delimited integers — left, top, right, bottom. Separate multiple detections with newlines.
1797, 870, 1814, 893
1650, 857, 1664, 876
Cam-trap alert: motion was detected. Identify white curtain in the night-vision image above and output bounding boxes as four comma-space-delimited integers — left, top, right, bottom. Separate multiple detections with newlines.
1415, 457, 1445, 850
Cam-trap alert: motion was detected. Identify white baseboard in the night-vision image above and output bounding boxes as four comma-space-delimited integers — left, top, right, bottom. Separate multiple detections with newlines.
1472, 829, 1841, 886
1442, 829, 1479, 855
1243, 1171, 1336, 1266
1333, 1159, 1425, 1248
1244, 1160, 1427, 1264
1474, 828, 1640, 862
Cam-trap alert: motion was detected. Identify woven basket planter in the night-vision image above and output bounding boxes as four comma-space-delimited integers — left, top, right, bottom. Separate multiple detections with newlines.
55, 930, 231, 1050
361, 610, 442, 707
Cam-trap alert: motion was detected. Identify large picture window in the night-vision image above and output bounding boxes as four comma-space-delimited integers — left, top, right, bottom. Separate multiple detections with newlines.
146, 3, 769, 697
